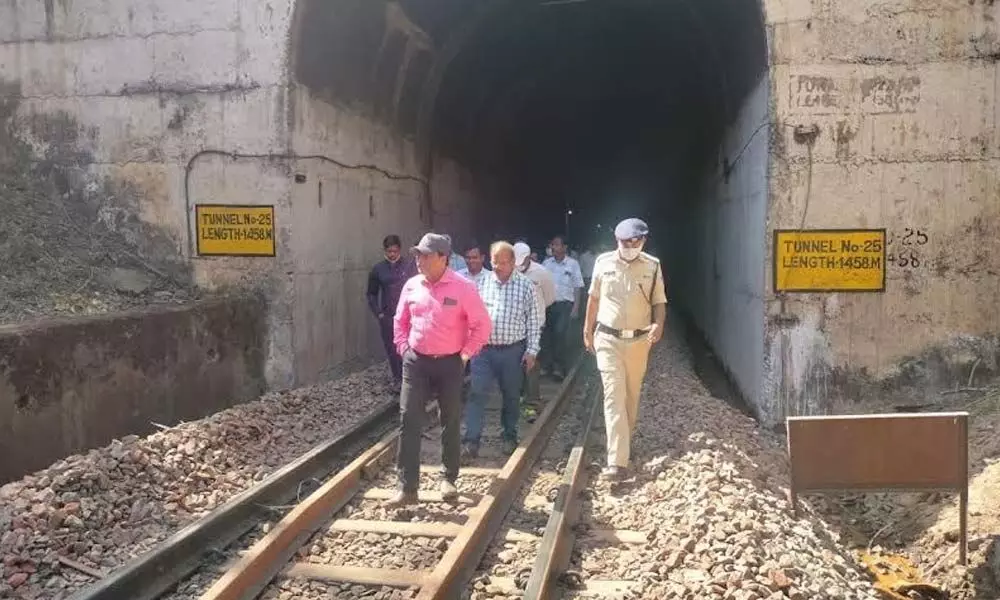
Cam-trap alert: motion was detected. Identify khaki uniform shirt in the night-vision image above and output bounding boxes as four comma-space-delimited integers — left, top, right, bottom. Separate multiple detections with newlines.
588, 251, 667, 331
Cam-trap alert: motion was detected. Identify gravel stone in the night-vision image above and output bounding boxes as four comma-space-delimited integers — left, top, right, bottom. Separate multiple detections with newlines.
564, 331, 880, 599
0, 363, 398, 599
463, 329, 882, 600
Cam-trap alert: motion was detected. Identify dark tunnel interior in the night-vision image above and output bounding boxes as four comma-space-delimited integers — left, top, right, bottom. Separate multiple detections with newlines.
289, 0, 774, 403
428, 0, 769, 254
294, 0, 769, 255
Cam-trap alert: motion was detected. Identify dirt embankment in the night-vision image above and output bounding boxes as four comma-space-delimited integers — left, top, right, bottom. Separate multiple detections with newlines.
0, 83, 199, 325
813, 386, 1000, 600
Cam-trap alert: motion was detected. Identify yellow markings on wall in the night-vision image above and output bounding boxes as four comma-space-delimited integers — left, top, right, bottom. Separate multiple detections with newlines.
774, 229, 886, 292
195, 205, 276, 257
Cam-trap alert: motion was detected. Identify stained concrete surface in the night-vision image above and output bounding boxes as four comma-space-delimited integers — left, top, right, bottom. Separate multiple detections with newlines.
764, 0, 1000, 421
0, 297, 267, 484
669, 74, 770, 416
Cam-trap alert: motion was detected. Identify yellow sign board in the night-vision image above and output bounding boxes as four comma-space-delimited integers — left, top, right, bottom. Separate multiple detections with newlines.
195, 204, 275, 257
774, 229, 886, 292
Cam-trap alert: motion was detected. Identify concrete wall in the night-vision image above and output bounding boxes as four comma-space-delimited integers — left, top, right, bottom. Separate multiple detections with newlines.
285, 85, 431, 383
6, 0, 997, 425
762, 0, 1000, 423
0, 297, 268, 484
674, 75, 770, 412
0, 0, 300, 386
0, 0, 476, 390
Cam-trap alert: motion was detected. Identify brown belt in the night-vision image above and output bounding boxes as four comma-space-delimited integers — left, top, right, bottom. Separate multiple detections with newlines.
596, 322, 649, 340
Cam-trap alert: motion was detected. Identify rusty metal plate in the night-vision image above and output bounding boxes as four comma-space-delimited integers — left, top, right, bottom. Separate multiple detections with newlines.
787, 412, 968, 492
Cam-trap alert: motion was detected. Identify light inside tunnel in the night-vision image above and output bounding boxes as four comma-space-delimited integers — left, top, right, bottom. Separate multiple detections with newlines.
292, 0, 771, 403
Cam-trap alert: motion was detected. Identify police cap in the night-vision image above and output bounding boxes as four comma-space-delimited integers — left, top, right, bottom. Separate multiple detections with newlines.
614, 218, 649, 241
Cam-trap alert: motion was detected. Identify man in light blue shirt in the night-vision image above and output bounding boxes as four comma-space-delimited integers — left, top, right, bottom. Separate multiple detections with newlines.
541, 235, 584, 380
448, 250, 467, 273
463, 241, 542, 457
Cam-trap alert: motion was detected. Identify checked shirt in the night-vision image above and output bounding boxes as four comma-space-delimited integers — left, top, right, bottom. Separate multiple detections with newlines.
477, 271, 542, 356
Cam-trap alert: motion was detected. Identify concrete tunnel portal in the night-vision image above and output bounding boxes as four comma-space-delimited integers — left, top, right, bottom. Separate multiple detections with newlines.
291, 0, 771, 406
4, 0, 1000, 521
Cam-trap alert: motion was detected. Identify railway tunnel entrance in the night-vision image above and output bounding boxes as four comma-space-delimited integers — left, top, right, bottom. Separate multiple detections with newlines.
289, 0, 770, 407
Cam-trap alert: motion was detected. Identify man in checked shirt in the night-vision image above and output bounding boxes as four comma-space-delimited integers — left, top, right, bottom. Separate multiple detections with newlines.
462, 241, 543, 458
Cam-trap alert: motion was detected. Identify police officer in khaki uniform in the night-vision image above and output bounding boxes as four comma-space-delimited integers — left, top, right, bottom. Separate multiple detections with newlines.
583, 218, 667, 479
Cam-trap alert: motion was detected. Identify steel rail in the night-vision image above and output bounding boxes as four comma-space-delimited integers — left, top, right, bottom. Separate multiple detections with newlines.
201, 430, 401, 600
416, 360, 584, 600
523, 382, 601, 600
200, 358, 585, 600
68, 399, 399, 600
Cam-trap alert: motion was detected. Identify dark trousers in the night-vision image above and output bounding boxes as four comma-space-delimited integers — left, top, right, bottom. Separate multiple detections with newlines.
397, 350, 463, 492
522, 360, 541, 403
378, 315, 403, 383
464, 341, 526, 445
540, 301, 573, 375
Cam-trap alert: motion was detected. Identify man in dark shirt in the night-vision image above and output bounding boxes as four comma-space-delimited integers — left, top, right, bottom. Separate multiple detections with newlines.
366, 234, 416, 388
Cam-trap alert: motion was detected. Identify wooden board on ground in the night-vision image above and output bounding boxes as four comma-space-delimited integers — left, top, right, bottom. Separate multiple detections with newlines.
786, 412, 969, 565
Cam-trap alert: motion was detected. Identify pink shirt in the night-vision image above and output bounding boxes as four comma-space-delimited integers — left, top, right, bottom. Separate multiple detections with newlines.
393, 268, 492, 358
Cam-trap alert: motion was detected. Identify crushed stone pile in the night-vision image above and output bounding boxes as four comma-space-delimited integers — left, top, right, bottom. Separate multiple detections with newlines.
0, 363, 396, 599
575, 333, 880, 600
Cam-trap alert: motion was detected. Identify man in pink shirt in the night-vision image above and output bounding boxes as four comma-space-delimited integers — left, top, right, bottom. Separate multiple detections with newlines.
388, 232, 492, 507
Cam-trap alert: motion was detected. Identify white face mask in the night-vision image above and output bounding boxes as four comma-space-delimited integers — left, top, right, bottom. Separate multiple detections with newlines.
618, 246, 642, 261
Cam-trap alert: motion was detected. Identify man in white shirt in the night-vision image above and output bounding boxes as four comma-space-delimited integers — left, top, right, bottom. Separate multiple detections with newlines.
515, 243, 556, 315
541, 235, 584, 381
514, 242, 556, 404
579, 244, 597, 290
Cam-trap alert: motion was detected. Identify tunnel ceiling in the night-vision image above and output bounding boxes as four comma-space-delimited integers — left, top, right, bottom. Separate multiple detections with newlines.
293, 0, 768, 240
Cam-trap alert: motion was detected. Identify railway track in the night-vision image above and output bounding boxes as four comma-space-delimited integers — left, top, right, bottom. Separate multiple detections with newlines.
66, 400, 400, 600
195, 360, 585, 600
68, 351, 644, 600
468, 381, 650, 600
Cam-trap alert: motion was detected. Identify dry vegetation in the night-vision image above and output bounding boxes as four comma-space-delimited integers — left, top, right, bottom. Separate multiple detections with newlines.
0, 92, 197, 326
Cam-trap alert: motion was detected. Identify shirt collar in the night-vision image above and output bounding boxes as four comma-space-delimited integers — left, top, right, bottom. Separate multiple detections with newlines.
615, 250, 641, 264
491, 270, 514, 285
420, 268, 458, 287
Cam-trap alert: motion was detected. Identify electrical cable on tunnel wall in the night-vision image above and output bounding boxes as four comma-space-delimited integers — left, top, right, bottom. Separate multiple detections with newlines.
720, 121, 812, 183
183, 149, 428, 256
721, 119, 769, 180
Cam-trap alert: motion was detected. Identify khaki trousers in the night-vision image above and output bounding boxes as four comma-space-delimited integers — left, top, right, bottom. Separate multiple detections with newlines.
594, 332, 651, 468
